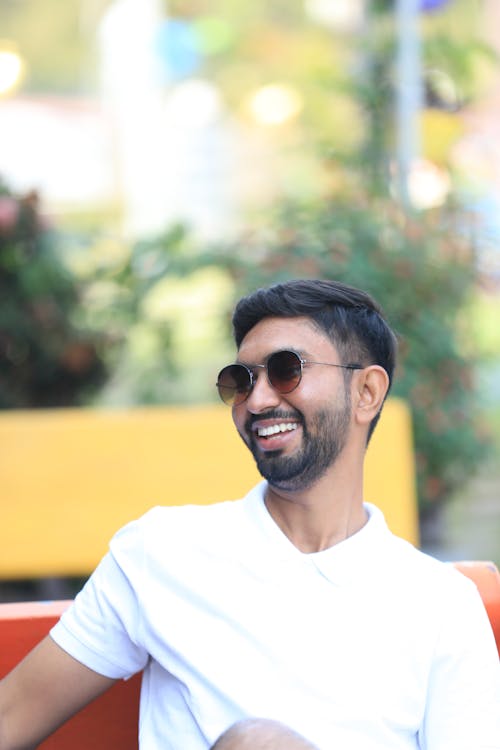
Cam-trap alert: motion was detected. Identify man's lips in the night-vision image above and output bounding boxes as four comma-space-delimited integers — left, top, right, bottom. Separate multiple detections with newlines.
246, 411, 302, 435
254, 421, 299, 438
245, 414, 302, 451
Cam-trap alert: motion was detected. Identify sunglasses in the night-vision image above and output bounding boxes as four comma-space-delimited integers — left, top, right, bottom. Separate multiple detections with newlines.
216, 349, 362, 406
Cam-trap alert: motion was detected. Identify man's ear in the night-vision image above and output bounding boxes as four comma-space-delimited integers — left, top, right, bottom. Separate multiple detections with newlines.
352, 366, 390, 428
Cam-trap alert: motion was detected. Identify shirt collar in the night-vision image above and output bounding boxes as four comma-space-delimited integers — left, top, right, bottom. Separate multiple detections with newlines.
243, 481, 393, 586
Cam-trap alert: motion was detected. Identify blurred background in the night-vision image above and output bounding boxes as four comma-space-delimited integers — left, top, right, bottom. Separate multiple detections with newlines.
1, 0, 500, 583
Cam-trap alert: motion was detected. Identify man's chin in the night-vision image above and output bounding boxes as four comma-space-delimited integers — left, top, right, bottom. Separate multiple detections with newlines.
254, 455, 305, 488
252, 445, 286, 471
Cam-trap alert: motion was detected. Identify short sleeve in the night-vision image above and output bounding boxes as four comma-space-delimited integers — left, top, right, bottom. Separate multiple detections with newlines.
418, 574, 500, 749
50, 518, 150, 679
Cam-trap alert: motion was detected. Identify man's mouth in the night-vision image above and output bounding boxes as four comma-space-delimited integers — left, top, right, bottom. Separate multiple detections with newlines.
247, 416, 302, 454
244, 412, 303, 453
255, 422, 299, 438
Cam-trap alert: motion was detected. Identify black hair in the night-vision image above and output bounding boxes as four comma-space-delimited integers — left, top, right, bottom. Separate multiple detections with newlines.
232, 279, 398, 441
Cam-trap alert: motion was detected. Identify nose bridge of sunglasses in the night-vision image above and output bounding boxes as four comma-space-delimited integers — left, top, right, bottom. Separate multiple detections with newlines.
242, 366, 285, 405
245, 362, 268, 390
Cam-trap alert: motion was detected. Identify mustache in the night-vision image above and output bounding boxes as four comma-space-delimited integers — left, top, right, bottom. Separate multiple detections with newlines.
245, 410, 303, 433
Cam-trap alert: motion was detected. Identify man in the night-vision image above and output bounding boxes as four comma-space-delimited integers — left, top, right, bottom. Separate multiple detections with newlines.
0, 279, 499, 750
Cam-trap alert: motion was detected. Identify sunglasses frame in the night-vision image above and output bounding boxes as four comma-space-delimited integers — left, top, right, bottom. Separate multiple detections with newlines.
216, 349, 362, 406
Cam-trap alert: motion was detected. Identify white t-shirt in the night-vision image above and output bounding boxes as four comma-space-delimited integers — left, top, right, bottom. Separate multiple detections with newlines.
51, 482, 500, 750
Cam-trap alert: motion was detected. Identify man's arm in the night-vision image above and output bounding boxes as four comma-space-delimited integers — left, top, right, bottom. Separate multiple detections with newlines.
0, 635, 116, 750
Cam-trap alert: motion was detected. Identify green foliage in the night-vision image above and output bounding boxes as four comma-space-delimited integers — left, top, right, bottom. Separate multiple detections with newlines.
68, 224, 234, 407
0, 180, 107, 408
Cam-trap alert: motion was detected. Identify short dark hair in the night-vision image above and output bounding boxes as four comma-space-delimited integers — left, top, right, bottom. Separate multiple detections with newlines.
232, 279, 398, 440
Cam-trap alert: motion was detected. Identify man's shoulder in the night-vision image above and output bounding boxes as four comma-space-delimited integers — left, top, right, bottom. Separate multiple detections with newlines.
143, 496, 243, 526
110, 483, 265, 557
381, 527, 478, 602
126, 498, 242, 540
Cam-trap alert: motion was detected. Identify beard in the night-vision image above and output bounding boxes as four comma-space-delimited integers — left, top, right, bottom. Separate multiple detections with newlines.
242, 395, 351, 492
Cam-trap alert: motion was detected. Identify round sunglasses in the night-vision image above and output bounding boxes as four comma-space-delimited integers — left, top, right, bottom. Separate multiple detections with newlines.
216, 349, 362, 406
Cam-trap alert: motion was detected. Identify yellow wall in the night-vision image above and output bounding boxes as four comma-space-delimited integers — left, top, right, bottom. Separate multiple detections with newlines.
364, 398, 418, 545
0, 399, 418, 578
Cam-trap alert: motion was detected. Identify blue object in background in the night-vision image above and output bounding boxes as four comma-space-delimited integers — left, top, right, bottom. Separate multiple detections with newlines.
155, 19, 201, 82
420, 0, 451, 11
469, 193, 500, 281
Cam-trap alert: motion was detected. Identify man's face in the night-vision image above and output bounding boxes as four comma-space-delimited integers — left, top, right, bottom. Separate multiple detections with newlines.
231, 316, 353, 492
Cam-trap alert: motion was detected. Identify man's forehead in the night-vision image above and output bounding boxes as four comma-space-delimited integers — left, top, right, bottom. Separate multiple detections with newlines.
237, 315, 334, 355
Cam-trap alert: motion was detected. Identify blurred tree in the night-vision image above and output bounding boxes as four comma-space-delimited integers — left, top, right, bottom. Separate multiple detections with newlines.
0, 178, 107, 407
69, 223, 234, 406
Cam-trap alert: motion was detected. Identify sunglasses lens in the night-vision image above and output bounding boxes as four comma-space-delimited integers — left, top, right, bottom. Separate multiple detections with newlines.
216, 364, 252, 406
267, 350, 302, 393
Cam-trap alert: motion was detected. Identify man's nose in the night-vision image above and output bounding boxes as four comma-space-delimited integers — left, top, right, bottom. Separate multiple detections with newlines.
245, 371, 282, 413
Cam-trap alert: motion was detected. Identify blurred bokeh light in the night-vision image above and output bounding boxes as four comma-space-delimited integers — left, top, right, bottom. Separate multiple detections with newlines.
247, 84, 303, 126
0, 48, 23, 95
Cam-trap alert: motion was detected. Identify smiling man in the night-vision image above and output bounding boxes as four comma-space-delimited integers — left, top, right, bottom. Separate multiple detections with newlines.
1, 279, 499, 750
236, 324, 354, 495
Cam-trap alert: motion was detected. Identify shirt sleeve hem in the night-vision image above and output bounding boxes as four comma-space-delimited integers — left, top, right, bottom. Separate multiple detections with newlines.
50, 620, 139, 680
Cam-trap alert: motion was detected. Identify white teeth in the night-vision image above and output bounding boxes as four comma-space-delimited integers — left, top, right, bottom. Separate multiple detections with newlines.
257, 423, 298, 437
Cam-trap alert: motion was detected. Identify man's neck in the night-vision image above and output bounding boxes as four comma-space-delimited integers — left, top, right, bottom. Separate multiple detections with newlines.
263, 462, 367, 554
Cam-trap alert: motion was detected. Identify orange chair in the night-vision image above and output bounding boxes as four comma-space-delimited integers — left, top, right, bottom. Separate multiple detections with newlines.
453, 560, 500, 655
0, 600, 140, 750
0, 561, 499, 750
